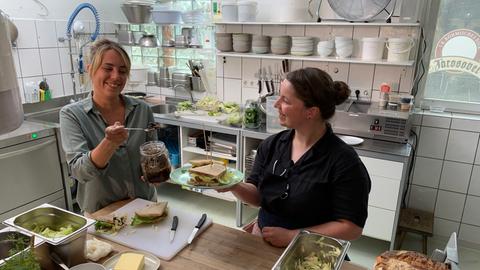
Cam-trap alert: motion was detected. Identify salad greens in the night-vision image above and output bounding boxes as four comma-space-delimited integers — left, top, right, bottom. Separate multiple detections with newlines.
31, 224, 77, 238
177, 101, 193, 111
0, 235, 40, 270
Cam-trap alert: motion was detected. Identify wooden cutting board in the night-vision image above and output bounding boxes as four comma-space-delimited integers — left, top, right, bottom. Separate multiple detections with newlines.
88, 198, 212, 261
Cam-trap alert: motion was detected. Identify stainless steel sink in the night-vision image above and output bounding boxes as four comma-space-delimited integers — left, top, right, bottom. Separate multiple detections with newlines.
25, 108, 61, 124
336, 100, 371, 114
150, 104, 176, 114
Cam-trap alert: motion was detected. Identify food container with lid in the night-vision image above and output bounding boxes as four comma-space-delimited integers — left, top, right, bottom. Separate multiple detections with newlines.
272, 230, 350, 270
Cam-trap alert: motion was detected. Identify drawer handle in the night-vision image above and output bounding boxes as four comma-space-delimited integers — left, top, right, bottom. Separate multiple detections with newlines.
0, 138, 56, 160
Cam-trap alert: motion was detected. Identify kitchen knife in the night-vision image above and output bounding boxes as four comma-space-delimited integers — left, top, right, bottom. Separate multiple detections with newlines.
187, 213, 207, 244
169, 216, 178, 243
263, 67, 271, 93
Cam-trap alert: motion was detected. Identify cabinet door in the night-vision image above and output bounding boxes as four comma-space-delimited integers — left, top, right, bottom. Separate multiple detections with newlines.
0, 136, 63, 214
362, 206, 395, 241
369, 175, 401, 210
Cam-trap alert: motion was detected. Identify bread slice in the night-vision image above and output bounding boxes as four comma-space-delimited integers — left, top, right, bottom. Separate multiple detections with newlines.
188, 163, 226, 178
135, 202, 168, 218
374, 250, 450, 270
190, 159, 224, 168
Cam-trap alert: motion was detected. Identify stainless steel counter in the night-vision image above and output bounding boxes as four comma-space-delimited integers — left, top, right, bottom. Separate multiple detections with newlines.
154, 113, 412, 158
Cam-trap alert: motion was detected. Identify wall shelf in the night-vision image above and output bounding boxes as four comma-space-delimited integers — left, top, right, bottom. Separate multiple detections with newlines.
217, 52, 415, 66
182, 146, 237, 161
215, 21, 420, 27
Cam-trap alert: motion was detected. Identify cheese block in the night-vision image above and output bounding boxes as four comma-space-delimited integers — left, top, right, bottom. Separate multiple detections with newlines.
114, 253, 145, 270
374, 250, 450, 270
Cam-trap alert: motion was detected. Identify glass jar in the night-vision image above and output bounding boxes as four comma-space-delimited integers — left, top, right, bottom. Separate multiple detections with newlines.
140, 141, 171, 183
243, 99, 260, 129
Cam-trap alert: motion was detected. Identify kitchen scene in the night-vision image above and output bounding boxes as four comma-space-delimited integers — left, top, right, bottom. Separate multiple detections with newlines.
0, 0, 479, 269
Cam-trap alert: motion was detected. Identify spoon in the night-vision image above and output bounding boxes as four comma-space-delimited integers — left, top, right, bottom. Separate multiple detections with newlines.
125, 127, 151, 132
50, 252, 69, 270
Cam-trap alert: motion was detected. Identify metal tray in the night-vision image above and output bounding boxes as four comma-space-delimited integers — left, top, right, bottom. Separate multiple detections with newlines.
2, 203, 95, 245
272, 230, 350, 270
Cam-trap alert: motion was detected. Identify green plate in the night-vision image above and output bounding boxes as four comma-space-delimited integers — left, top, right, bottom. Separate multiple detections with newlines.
169, 165, 244, 189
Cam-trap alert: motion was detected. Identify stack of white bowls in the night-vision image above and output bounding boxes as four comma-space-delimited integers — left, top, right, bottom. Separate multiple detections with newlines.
252, 35, 270, 54
271, 36, 290, 55
335, 36, 353, 58
317, 40, 334, 57
232, 33, 252, 53
215, 33, 233, 52
291, 36, 314, 56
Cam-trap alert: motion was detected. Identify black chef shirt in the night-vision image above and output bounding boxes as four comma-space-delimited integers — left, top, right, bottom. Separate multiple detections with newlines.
247, 125, 371, 230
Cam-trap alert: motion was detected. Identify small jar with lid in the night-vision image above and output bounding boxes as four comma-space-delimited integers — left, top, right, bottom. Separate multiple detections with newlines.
379, 83, 391, 108
140, 141, 171, 183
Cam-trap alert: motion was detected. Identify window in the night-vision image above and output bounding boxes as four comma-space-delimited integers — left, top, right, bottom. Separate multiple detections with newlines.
420, 0, 480, 113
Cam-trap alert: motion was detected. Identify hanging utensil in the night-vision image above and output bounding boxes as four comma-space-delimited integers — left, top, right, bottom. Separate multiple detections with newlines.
263, 67, 271, 94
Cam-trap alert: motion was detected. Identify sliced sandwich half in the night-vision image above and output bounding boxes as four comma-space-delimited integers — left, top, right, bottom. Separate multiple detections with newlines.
94, 214, 127, 234
188, 163, 228, 186
131, 202, 169, 226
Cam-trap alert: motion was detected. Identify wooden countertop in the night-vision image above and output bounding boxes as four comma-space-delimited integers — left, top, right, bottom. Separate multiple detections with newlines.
92, 200, 367, 270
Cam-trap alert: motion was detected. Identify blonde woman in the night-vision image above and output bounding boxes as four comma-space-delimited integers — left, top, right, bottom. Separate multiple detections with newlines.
60, 39, 157, 214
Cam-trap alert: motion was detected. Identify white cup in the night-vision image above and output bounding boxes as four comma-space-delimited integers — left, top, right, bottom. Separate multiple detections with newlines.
222, 4, 238, 22
238, 1, 257, 22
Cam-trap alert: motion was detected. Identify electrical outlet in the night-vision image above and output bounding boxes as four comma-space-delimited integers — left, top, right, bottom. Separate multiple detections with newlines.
349, 89, 371, 101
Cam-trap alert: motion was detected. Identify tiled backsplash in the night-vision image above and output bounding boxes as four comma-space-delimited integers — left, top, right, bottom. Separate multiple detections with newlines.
409, 112, 480, 245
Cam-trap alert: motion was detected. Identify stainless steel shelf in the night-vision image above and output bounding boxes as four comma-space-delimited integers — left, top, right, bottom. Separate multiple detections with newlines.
215, 21, 420, 27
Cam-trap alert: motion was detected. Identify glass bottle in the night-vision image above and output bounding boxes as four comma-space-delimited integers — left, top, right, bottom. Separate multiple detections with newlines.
243, 99, 260, 129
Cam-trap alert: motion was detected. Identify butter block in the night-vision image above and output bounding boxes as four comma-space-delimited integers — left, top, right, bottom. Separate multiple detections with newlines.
114, 253, 145, 270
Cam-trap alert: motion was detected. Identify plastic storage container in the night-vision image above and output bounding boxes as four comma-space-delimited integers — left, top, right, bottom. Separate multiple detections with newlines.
243, 99, 261, 129
266, 96, 286, 134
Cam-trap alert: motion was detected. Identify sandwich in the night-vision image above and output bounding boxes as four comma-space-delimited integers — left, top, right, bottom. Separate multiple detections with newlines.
131, 202, 168, 226
94, 215, 127, 234
190, 159, 224, 168
188, 162, 229, 186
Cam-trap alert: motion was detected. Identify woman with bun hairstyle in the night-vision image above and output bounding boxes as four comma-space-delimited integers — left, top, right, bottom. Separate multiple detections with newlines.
223, 67, 371, 247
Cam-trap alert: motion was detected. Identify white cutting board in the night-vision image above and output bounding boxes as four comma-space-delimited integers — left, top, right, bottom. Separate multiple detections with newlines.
88, 198, 212, 261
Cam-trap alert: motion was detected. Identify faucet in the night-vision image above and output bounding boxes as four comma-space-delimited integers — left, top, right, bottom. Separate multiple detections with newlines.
64, 3, 100, 103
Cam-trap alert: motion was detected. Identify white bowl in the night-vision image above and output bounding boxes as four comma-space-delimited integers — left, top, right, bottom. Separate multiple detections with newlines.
70, 263, 106, 270
336, 47, 353, 58
318, 40, 334, 49
317, 46, 334, 57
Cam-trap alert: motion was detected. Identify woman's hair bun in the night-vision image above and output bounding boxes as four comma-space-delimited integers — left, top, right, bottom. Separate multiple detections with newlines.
333, 81, 351, 105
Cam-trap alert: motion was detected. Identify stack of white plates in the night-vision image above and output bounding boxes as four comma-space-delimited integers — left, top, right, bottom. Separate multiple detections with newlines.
291, 36, 314, 56
232, 33, 252, 53
181, 9, 205, 24
271, 36, 290, 55
252, 35, 270, 54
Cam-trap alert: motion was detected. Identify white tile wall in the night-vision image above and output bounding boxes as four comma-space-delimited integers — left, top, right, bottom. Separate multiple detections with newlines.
408, 184, 437, 212
39, 48, 61, 75
422, 115, 451, 129
433, 217, 460, 237
451, 115, 480, 132
445, 130, 479, 163
417, 127, 449, 159
469, 165, 480, 196
459, 223, 480, 245
223, 57, 242, 79
13, 19, 38, 49
462, 195, 480, 226
36, 20, 58, 48
18, 48, 42, 77
434, 190, 466, 222
223, 78, 241, 102
475, 140, 480, 165
439, 161, 472, 193
412, 157, 442, 188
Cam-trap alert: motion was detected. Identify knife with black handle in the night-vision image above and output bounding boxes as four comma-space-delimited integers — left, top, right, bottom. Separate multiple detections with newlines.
187, 213, 207, 244
169, 216, 178, 243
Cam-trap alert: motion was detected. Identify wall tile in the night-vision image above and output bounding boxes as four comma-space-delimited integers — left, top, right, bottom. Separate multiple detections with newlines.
223, 57, 242, 79
331, 26, 353, 39
434, 190, 466, 222
408, 184, 437, 212
35, 20, 58, 48
44, 74, 64, 98
372, 66, 404, 92
13, 19, 38, 49
399, 67, 414, 93
433, 217, 460, 237
468, 165, 480, 196
462, 195, 480, 226
216, 55, 224, 77
62, 74, 73, 96
439, 161, 472, 193
476, 142, 480, 165
303, 61, 328, 71
242, 58, 261, 88
242, 25, 261, 35
241, 86, 259, 105
223, 78, 241, 103
305, 26, 331, 42
348, 64, 374, 91
458, 223, 480, 245
262, 25, 286, 36
216, 77, 224, 100
422, 115, 451, 129
445, 130, 479, 164
451, 117, 480, 132
18, 48, 42, 77
412, 157, 442, 188
226, 24, 242, 33
327, 62, 348, 82
417, 127, 449, 159
40, 48, 61, 75
55, 20, 69, 47
58, 47, 72, 73
286, 25, 304, 37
